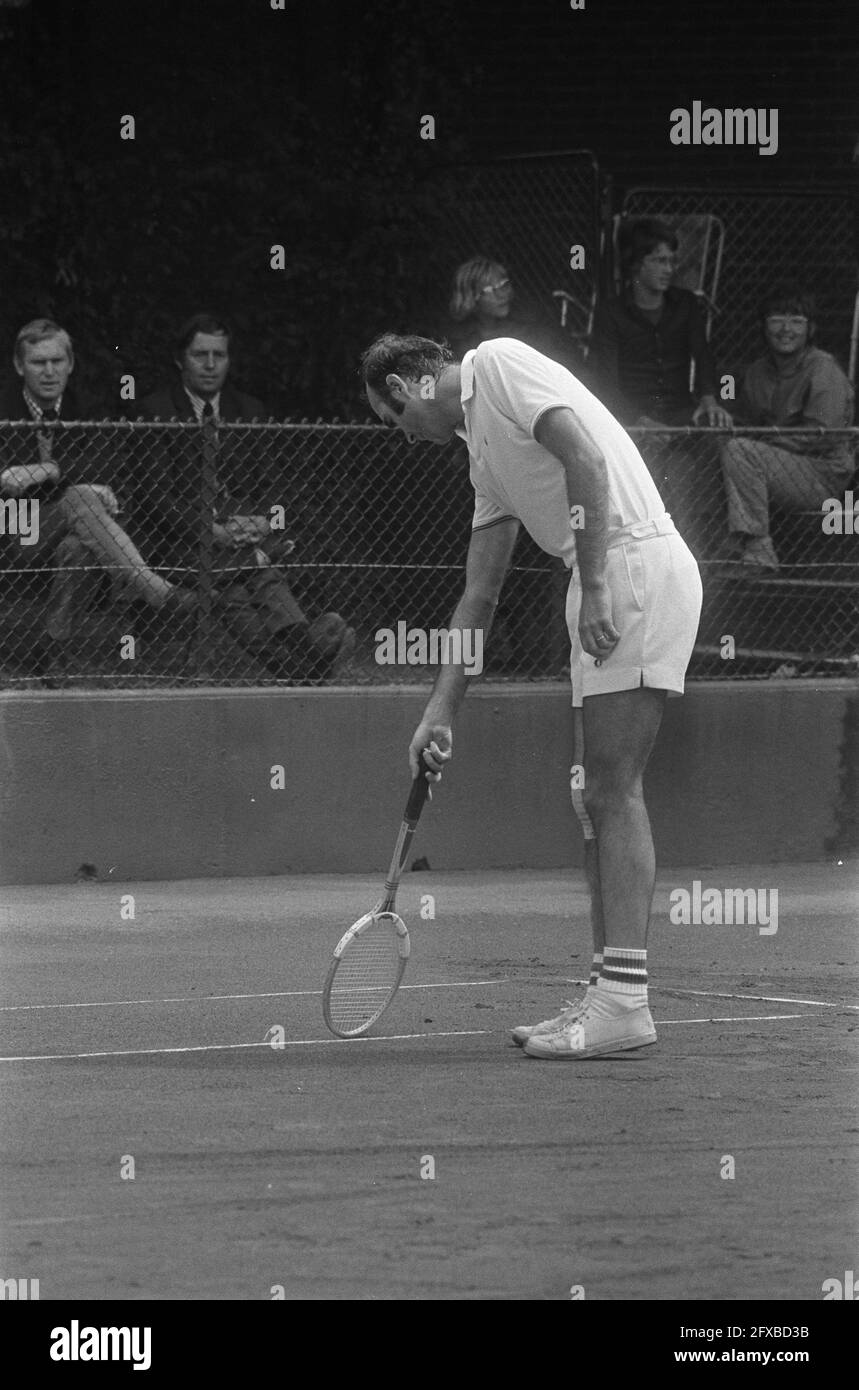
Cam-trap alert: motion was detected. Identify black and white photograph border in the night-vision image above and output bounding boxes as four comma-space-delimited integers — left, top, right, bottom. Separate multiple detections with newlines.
0, 0, 856, 1346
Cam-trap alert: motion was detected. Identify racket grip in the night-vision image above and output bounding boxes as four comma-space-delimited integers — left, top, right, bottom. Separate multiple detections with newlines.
406, 748, 433, 819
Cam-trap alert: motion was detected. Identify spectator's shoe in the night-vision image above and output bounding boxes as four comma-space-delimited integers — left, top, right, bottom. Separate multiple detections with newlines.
511, 998, 586, 1047
307, 611, 350, 659
308, 612, 357, 674
263, 616, 356, 683
523, 1002, 657, 1059
159, 586, 198, 621
741, 536, 779, 572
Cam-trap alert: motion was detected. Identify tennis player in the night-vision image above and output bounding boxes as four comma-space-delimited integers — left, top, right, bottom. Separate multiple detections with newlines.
361, 334, 702, 1059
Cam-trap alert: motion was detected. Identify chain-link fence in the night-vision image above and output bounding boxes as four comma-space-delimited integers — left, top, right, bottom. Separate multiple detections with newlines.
1, 419, 857, 689
631, 423, 859, 678
620, 186, 857, 374
427, 149, 602, 347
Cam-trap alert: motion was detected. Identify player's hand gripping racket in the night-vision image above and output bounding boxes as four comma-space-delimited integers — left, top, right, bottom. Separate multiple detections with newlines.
322, 758, 433, 1038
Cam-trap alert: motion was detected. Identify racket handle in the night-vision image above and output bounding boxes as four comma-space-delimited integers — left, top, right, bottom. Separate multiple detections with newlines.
406, 748, 433, 820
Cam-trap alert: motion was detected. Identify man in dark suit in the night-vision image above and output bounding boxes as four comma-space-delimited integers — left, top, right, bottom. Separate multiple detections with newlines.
135, 313, 354, 679
0, 318, 192, 641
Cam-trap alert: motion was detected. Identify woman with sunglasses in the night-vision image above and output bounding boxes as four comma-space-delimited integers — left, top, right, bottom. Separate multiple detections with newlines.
444, 256, 582, 373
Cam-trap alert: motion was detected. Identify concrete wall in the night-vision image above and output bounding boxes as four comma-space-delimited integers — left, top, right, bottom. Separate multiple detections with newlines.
0, 682, 855, 885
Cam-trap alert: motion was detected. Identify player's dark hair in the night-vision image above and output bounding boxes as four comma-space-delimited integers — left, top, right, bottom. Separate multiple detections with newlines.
174, 313, 231, 360
360, 334, 456, 412
619, 217, 679, 281
759, 283, 816, 340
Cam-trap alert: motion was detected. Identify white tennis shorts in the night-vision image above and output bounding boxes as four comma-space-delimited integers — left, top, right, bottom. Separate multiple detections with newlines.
566, 516, 703, 708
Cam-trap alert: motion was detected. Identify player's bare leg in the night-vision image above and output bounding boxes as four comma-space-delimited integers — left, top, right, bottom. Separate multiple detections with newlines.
574, 708, 605, 956
511, 710, 603, 1046
581, 685, 666, 950
525, 686, 666, 1059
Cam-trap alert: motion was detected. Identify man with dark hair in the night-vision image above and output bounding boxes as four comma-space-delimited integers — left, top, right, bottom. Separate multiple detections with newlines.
591, 218, 729, 429
361, 331, 702, 1061
0, 317, 192, 642
720, 284, 855, 569
142, 313, 268, 428
136, 314, 354, 679
590, 219, 731, 549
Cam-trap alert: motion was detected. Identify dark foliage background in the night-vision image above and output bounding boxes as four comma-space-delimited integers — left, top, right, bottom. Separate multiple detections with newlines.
0, 0, 474, 417
0, 0, 854, 419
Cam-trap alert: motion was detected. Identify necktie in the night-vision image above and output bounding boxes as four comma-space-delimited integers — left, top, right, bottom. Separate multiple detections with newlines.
37, 407, 57, 462
199, 399, 222, 519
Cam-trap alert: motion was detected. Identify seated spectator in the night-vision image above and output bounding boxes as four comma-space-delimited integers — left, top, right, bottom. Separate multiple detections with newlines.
443, 256, 583, 373
135, 313, 354, 679
720, 284, 855, 570
591, 218, 732, 546
591, 218, 730, 429
0, 317, 193, 643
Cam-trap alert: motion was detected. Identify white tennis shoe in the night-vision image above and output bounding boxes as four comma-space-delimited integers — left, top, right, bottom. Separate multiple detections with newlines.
523, 1002, 657, 1059
511, 998, 586, 1047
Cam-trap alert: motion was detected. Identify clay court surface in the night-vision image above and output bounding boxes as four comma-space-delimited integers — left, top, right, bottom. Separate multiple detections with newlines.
0, 864, 857, 1302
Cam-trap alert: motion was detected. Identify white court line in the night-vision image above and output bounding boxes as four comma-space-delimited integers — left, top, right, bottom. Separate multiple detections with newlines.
0, 1013, 814, 1063
5, 980, 854, 1015
564, 981, 858, 1011
659, 1013, 808, 1025
659, 987, 858, 1011
0, 1030, 491, 1062
2, 1215, 101, 1228
0, 979, 512, 1014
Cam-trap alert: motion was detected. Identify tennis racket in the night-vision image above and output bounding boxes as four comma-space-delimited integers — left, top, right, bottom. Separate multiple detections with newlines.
322, 757, 433, 1038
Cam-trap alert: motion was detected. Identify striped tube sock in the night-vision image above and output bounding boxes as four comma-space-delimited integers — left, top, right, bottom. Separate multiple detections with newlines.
588, 952, 603, 987
591, 948, 648, 1013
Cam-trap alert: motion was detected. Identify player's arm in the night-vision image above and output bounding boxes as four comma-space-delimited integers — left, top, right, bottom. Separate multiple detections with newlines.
533, 406, 620, 659
409, 517, 519, 779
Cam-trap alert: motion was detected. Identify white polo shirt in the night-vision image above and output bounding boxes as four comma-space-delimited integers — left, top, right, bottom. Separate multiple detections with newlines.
456, 338, 666, 568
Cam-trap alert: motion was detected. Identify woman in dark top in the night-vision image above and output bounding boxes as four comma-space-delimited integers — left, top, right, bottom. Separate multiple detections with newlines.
591, 218, 731, 429
443, 256, 583, 374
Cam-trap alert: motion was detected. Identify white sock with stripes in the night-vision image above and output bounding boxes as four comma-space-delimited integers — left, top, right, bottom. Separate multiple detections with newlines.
590, 948, 648, 1013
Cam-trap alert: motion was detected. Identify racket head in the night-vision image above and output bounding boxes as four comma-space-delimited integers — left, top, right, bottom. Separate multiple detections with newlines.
322, 910, 410, 1038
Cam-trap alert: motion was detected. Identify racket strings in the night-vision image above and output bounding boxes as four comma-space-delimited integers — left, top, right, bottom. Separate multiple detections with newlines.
328, 921, 404, 1032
